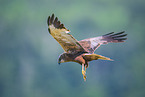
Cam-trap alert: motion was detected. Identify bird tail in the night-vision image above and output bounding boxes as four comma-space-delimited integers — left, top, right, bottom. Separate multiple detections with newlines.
97, 54, 113, 61
84, 54, 113, 61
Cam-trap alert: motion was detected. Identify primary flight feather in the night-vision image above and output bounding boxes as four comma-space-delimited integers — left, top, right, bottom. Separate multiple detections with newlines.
47, 14, 127, 81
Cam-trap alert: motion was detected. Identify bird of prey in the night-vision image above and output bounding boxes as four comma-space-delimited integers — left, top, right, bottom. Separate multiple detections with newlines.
47, 14, 127, 81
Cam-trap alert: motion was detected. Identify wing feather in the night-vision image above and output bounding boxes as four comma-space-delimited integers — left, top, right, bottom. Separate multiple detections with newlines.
47, 14, 86, 53
79, 31, 127, 53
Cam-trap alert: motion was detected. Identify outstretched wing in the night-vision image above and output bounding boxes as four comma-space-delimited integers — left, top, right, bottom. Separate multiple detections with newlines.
79, 31, 127, 53
47, 14, 86, 54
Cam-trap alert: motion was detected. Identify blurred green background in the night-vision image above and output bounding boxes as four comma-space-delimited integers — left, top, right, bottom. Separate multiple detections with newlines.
0, 0, 145, 97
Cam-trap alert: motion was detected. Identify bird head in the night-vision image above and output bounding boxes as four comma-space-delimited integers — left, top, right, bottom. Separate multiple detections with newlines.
58, 53, 66, 64
58, 53, 72, 64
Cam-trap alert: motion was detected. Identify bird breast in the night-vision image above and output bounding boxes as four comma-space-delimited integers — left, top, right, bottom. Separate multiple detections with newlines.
74, 55, 86, 65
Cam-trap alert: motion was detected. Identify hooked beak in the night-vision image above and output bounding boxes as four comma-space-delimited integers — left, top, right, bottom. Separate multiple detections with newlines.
58, 59, 65, 65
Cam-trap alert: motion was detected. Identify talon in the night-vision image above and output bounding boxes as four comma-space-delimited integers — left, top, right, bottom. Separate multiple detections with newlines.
82, 64, 87, 81
82, 69, 86, 75
82, 70, 86, 81
83, 74, 87, 81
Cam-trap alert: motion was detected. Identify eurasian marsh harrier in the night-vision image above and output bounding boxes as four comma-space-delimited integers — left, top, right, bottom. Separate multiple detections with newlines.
47, 14, 127, 81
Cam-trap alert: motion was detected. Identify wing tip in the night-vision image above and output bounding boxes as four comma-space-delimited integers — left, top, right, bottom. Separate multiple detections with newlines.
103, 32, 114, 36
103, 31, 127, 42
47, 16, 50, 25
47, 14, 69, 30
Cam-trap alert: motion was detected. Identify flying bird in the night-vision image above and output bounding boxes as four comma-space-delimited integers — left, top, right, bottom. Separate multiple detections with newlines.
47, 14, 127, 81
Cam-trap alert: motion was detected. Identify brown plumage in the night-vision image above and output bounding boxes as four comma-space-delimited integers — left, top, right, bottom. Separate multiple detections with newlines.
47, 14, 127, 81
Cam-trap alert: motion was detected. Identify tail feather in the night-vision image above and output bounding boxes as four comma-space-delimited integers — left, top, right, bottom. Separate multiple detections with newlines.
84, 54, 113, 61
97, 54, 113, 61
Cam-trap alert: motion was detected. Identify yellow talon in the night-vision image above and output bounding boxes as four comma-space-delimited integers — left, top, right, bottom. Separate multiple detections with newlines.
82, 64, 87, 81
82, 69, 86, 81
82, 69, 86, 75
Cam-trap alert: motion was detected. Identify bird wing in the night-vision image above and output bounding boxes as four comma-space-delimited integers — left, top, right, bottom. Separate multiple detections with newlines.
79, 31, 127, 53
47, 14, 86, 54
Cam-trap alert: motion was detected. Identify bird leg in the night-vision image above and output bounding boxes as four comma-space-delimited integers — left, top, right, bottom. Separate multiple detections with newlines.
82, 64, 87, 81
